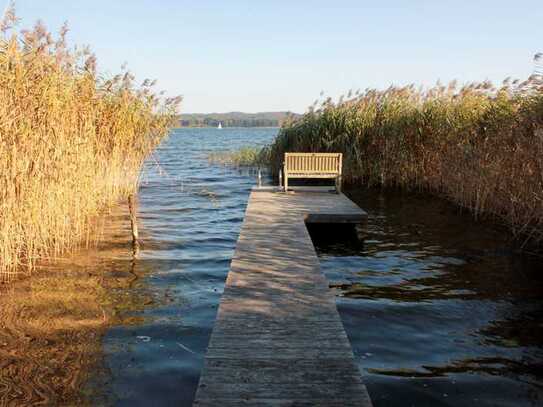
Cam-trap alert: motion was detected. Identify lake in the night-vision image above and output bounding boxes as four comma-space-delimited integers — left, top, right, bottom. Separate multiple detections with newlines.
2, 128, 540, 406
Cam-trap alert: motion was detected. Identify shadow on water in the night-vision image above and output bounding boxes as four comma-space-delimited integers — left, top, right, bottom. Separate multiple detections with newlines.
306, 223, 365, 256
309, 187, 543, 407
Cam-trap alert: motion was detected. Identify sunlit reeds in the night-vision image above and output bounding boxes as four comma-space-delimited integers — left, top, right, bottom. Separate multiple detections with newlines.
0, 8, 180, 280
269, 58, 543, 248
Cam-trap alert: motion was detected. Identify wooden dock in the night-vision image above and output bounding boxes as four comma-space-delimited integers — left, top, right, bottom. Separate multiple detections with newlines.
193, 187, 372, 406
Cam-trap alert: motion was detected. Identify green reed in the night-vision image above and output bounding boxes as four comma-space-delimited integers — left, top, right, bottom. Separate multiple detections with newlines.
208, 146, 271, 167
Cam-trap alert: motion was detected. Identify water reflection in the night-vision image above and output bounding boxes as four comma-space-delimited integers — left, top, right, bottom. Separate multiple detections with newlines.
0, 208, 154, 406
311, 188, 543, 407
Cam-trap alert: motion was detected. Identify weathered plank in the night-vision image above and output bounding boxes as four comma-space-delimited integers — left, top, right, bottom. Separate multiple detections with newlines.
193, 187, 371, 406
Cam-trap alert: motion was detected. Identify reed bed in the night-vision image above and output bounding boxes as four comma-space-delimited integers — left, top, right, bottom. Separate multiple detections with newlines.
208, 146, 270, 167
269, 59, 543, 248
0, 9, 180, 280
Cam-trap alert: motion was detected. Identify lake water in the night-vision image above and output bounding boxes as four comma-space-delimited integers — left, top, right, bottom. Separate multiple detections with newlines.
88, 128, 542, 406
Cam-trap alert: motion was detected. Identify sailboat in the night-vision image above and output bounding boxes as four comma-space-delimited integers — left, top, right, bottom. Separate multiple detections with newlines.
217, 122, 222, 129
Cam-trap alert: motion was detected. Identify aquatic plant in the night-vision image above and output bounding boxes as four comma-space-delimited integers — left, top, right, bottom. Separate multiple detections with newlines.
0, 6, 181, 280
268, 57, 543, 248
208, 146, 271, 167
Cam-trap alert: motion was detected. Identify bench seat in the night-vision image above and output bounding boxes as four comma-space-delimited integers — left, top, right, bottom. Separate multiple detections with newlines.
287, 173, 339, 178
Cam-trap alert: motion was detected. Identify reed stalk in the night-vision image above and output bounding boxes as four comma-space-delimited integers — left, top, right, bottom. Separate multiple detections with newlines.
0, 7, 181, 280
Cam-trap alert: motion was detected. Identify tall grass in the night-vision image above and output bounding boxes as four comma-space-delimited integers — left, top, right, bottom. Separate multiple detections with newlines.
0, 8, 181, 280
269, 59, 543, 248
208, 146, 270, 167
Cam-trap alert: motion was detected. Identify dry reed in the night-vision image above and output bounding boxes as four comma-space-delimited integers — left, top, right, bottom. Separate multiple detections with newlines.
269, 58, 543, 248
0, 7, 181, 280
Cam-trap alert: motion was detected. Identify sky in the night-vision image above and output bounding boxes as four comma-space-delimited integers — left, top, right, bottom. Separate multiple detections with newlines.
8, 0, 543, 113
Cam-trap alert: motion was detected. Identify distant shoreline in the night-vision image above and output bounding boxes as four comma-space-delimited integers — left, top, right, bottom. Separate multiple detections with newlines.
173, 125, 280, 129
176, 111, 300, 128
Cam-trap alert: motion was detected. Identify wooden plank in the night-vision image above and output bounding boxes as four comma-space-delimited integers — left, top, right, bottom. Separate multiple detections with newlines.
193, 187, 371, 406
195, 381, 367, 400
195, 400, 368, 407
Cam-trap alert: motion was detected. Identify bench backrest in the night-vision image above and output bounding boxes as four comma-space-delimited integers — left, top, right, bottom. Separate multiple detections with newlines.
284, 153, 342, 175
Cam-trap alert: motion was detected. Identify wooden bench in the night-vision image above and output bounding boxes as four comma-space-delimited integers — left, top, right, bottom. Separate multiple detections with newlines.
282, 153, 343, 192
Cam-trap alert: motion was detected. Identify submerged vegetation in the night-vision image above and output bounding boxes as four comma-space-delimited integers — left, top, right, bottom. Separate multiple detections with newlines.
0, 7, 180, 280
269, 59, 543, 248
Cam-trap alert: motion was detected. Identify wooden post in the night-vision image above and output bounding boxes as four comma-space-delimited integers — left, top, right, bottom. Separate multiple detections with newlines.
283, 158, 288, 192
279, 169, 283, 190
257, 169, 262, 188
336, 175, 342, 194
128, 193, 140, 257
337, 154, 343, 193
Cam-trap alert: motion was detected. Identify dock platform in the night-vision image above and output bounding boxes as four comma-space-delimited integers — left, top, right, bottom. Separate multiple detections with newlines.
193, 187, 372, 406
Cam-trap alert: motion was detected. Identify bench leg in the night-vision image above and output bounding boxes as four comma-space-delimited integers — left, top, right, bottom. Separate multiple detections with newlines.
336, 175, 342, 193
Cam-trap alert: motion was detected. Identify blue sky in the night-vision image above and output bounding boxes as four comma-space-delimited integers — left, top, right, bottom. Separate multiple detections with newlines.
9, 0, 543, 113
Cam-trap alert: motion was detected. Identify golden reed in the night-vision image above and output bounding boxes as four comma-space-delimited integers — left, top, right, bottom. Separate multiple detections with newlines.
0, 7, 180, 280
269, 58, 543, 248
